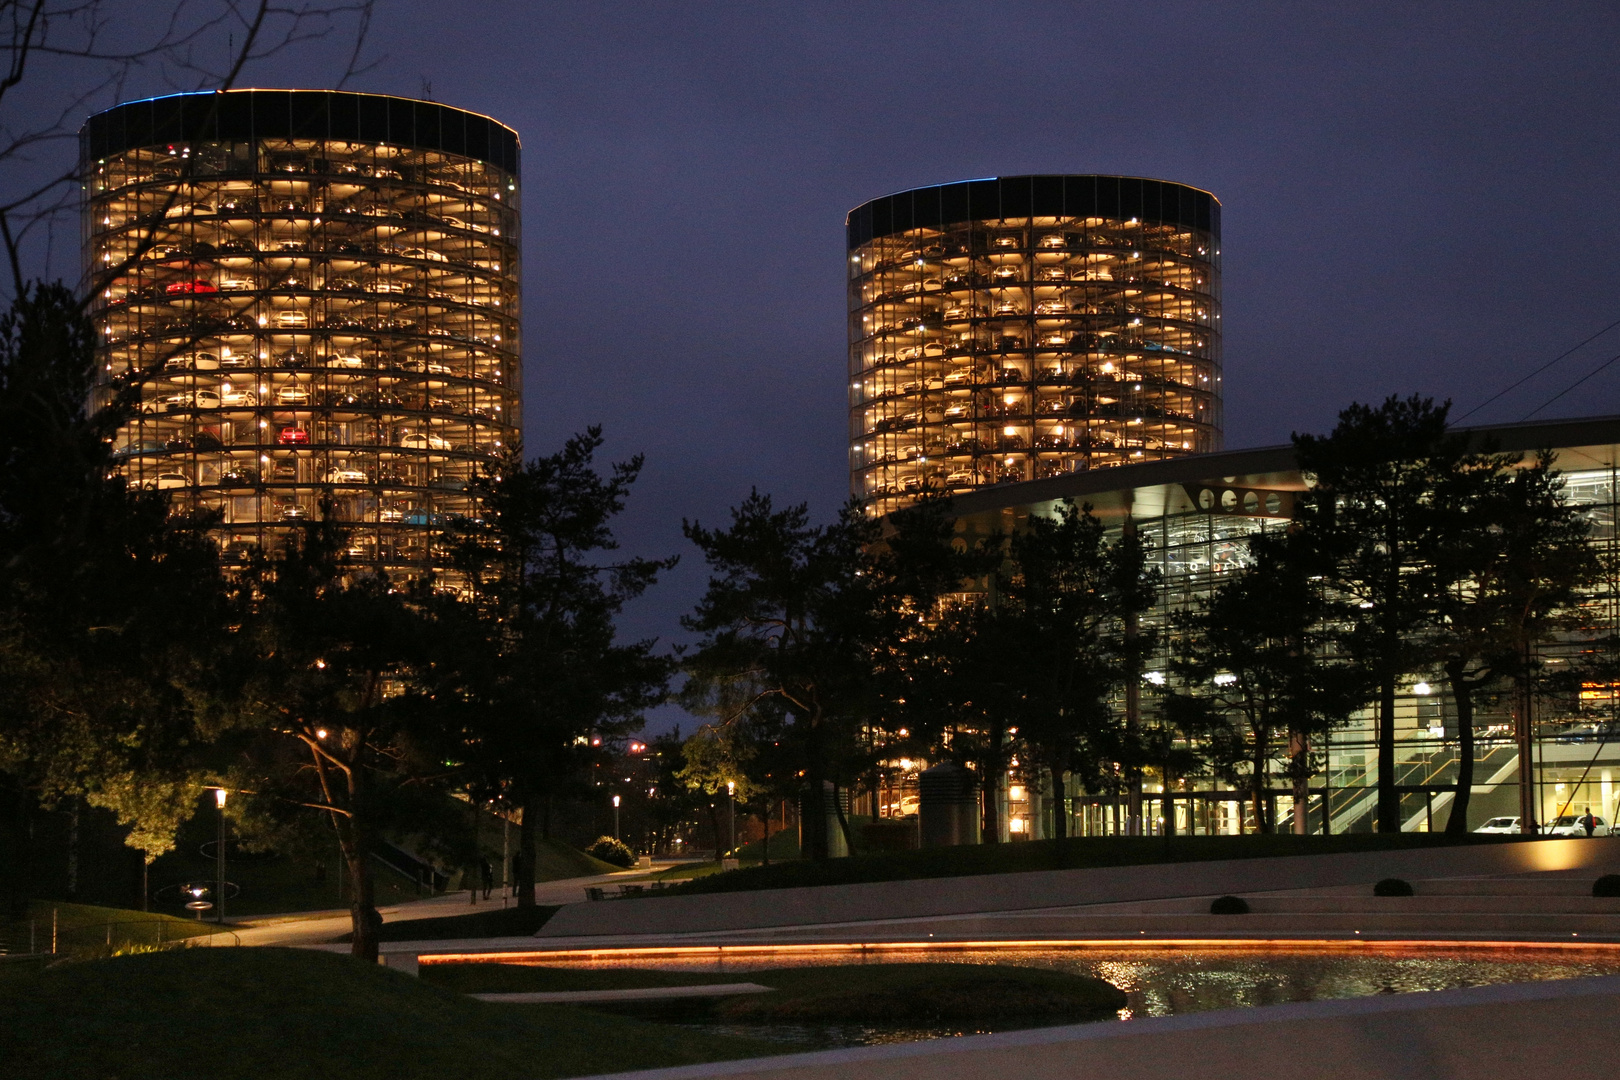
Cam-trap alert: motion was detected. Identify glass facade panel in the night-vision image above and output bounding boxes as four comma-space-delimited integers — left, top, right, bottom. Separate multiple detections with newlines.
954, 442, 1620, 837
82, 91, 521, 585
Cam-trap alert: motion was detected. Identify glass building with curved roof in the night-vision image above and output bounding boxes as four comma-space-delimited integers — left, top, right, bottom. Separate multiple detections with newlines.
846, 175, 1221, 516
81, 89, 520, 577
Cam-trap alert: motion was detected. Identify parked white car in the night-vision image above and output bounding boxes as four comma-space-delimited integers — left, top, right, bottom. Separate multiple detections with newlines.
1547, 814, 1612, 837
1474, 816, 1521, 834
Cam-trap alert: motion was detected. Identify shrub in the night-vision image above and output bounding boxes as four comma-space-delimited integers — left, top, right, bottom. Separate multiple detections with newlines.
1209, 895, 1249, 915
1373, 877, 1414, 896
586, 836, 634, 868
1593, 874, 1620, 898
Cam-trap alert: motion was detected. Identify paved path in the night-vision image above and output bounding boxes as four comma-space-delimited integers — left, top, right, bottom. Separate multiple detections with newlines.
539, 839, 1620, 939
230, 869, 652, 948
369, 864, 1620, 962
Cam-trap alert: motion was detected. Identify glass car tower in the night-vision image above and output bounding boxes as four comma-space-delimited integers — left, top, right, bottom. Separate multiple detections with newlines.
81, 90, 520, 576
846, 175, 1220, 515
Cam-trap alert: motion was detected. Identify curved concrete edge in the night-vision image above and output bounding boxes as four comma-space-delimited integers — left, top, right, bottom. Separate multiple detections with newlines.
473, 983, 773, 1004
559, 974, 1620, 1080
539, 839, 1620, 938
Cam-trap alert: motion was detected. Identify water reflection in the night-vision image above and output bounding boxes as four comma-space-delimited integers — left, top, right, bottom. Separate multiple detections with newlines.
555, 946, 1620, 1048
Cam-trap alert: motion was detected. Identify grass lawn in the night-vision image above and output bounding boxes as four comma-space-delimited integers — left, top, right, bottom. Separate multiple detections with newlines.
4, 901, 229, 955
663, 832, 1521, 895
424, 960, 1126, 1024
0, 947, 790, 1080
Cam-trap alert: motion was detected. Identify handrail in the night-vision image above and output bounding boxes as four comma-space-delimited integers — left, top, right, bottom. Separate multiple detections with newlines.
0, 915, 240, 955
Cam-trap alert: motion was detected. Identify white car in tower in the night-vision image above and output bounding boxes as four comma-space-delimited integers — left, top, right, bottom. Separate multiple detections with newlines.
145, 472, 191, 490
399, 431, 452, 451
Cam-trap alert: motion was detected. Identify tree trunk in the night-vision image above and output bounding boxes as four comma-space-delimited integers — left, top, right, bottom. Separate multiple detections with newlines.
1123, 513, 1143, 836
1514, 660, 1537, 833
1048, 761, 1068, 840
1162, 766, 1178, 836
982, 770, 1002, 844
66, 798, 79, 899
759, 809, 771, 866
1289, 730, 1310, 835
1444, 659, 1476, 837
832, 785, 855, 855
516, 791, 538, 907
337, 813, 379, 962
469, 793, 480, 906
1377, 671, 1399, 832
1252, 771, 1272, 833
981, 720, 1004, 843
801, 718, 830, 861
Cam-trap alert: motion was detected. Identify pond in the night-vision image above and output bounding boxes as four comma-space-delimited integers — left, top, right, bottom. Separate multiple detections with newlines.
547, 945, 1620, 1049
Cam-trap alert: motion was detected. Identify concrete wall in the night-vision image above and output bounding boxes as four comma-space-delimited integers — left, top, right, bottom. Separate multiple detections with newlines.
539, 839, 1620, 938
559, 974, 1620, 1080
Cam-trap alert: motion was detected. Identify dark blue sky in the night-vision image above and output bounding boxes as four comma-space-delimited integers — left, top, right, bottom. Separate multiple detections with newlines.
43, 2, 1620, 730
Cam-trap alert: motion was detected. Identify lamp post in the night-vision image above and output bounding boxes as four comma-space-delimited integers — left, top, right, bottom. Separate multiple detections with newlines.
612, 794, 621, 840
726, 780, 736, 855
214, 788, 227, 924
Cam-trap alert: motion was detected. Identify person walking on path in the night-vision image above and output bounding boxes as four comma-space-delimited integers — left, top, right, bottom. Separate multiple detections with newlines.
509, 851, 524, 897
479, 857, 494, 899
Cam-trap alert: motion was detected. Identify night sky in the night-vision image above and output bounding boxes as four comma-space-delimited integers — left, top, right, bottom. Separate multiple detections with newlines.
31, 3, 1620, 731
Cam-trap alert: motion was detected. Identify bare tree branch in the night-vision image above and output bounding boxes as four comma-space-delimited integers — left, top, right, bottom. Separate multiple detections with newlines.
0, 0, 382, 300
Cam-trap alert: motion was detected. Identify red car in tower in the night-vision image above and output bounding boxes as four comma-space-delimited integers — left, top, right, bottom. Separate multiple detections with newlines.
165, 279, 218, 295
277, 426, 309, 445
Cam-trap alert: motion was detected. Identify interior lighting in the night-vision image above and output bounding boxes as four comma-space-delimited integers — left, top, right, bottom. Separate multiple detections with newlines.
1414, 682, 1432, 696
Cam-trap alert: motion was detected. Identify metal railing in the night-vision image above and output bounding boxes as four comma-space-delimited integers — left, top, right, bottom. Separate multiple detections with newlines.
0, 909, 239, 956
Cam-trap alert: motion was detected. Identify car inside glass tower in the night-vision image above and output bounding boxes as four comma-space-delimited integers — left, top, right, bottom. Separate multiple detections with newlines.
847, 176, 1220, 516
82, 90, 520, 580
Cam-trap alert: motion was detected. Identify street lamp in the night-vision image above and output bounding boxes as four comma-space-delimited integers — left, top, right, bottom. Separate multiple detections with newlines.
726, 781, 736, 855
612, 794, 620, 839
213, 788, 227, 924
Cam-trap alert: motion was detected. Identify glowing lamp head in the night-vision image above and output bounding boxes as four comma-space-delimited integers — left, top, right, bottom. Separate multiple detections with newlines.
214, 788, 227, 808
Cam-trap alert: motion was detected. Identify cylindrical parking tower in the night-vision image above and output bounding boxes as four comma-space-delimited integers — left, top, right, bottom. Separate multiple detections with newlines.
846, 175, 1220, 515
81, 90, 520, 576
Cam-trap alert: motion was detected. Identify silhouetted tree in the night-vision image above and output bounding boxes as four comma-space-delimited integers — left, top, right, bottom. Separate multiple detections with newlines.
1166, 531, 1367, 833
453, 429, 674, 905
1292, 395, 1462, 832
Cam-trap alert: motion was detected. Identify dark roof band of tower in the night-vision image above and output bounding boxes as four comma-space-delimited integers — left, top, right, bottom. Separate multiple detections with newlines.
82, 90, 520, 176
847, 175, 1216, 250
